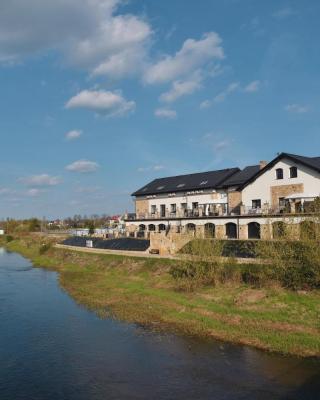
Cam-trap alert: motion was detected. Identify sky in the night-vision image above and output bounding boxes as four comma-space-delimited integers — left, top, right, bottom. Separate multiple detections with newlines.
0, 0, 320, 219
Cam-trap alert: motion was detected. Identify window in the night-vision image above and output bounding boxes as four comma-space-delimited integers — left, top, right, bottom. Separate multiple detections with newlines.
252, 199, 261, 209
276, 168, 283, 179
151, 205, 156, 214
170, 204, 176, 213
200, 180, 208, 185
157, 185, 165, 190
192, 202, 199, 210
177, 183, 185, 188
279, 197, 285, 207
290, 166, 298, 178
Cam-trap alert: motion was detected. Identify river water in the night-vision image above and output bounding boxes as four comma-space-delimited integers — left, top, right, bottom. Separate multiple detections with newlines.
0, 248, 319, 400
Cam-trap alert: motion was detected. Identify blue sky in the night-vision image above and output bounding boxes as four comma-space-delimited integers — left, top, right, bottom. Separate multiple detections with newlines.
1, 0, 320, 219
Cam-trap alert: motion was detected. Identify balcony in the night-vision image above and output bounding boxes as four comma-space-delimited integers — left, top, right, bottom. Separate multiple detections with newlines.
125, 203, 315, 222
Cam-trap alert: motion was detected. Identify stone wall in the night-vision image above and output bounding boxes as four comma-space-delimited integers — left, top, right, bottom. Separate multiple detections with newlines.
270, 184, 304, 209
135, 198, 149, 217
228, 191, 242, 214
239, 224, 248, 240
150, 232, 192, 256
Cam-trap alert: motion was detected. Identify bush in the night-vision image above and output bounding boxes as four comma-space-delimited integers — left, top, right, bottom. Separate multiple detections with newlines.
39, 243, 51, 255
257, 227, 320, 290
5, 235, 14, 242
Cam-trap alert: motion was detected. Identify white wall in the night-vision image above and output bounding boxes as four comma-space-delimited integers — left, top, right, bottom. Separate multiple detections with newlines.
142, 190, 227, 214
241, 158, 320, 208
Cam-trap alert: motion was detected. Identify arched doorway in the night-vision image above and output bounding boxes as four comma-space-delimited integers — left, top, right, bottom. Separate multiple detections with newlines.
138, 224, 146, 238
158, 224, 166, 232
148, 224, 156, 231
226, 222, 237, 239
248, 222, 261, 239
300, 220, 316, 240
186, 223, 196, 234
272, 221, 286, 239
204, 223, 215, 238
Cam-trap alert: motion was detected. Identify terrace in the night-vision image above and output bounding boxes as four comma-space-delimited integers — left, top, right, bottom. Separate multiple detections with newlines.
126, 195, 319, 221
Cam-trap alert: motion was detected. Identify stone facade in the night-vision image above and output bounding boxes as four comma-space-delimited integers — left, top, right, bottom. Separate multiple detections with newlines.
135, 199, 149, 217
215, 225, 226, 239
228, 191, 242, 214
239, 224, 248, 240
270, 184, 304, 209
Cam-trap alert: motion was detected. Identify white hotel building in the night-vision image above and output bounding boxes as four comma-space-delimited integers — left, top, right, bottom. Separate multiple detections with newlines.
125, 153, 320, 240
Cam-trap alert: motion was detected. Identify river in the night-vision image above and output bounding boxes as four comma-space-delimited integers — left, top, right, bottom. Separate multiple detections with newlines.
0, 248, 319, 399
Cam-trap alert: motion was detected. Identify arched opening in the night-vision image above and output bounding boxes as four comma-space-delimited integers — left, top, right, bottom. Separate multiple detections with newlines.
148, 224, 156, 231
186, 223, 196, 233
226, 222, 237, 239
204, 223, 215, 238
300, 220, 317, 240
158, 224, 166, 232
248, 222, 261, 239
272, 221, 286, 239
138, 224, 146, 238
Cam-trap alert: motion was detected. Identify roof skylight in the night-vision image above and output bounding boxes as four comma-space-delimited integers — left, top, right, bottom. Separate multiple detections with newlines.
177, 183, 185, 188
157, 185, 165, 190
200, 180, 208, 185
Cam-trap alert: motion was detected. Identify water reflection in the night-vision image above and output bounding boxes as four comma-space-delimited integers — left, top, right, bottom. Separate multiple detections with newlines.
0, 248, 319, 400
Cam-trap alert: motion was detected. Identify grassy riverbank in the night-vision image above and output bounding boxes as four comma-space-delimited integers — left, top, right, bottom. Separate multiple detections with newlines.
2, 235, 320, 357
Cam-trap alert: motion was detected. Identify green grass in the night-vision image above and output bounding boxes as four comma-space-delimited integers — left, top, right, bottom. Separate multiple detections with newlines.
2, 235, 320, 357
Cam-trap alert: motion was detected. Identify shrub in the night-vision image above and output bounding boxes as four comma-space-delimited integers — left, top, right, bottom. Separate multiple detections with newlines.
39, 243, 51, 255
5, 235, 14, 242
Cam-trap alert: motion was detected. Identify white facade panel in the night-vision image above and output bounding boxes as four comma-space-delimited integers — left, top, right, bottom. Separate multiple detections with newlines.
241, 158, 320, 208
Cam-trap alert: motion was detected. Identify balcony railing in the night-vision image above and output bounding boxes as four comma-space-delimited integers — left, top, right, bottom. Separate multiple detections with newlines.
125, 205, 312, 221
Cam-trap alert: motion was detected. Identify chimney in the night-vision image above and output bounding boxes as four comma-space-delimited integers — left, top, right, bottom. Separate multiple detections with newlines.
259, 160, 268, 170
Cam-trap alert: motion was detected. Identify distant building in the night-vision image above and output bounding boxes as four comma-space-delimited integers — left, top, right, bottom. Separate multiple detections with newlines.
125, 152, 320, 240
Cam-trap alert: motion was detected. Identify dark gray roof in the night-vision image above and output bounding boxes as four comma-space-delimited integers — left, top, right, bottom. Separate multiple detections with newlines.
132, 168, 240, 196
285, 153, 320, 171
218, 165, 260, 188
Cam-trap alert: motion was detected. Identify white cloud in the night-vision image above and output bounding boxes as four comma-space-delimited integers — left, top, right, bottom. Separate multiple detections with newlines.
199, 99, 212, 109
66, 90, 135, 117
65, 159, 99, 173
244, 80, 260, 93
213, 139, 231, 152
285, 104, 309, 114
26, 188, 44, 197
144, 32, 224, 84
0, 0, 151, 79
19, 174, 61, 187
0, 187, 12, 195
65, 129, 82, 140
200, 80, 259, 109
138, 165, 165, 172
214, 82, 240, 103
159, 72, 203, 103
154, 108, 177, 119
273, 7, 296, 19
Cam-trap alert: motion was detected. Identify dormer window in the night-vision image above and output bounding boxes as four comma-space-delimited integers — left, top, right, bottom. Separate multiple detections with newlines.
276, 168, 283, 180
290, 166, 298, 178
